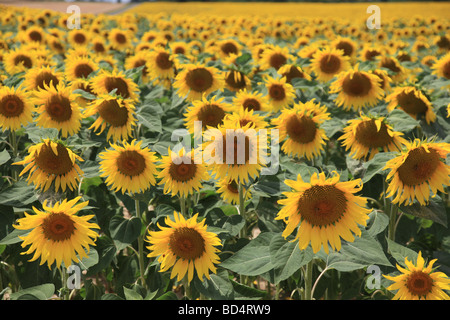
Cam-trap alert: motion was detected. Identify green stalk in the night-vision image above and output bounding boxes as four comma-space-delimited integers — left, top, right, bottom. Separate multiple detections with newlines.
180, 195, 187, 217
135, 199, 147, 290
304, 260, 314, 300
388, 205, 399, 242
60, 267, 69, 300
9, 130, 18, 181
238, 183, 246, 238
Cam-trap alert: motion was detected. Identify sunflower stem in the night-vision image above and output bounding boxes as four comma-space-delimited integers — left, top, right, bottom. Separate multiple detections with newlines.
135, 199, 148, 290
60, 266, 70, 300
180, 195, 187, 217
238, 183, 246, 237
304, 260, 314, 300
9, 130, 18, 181
388, 205, 399, 242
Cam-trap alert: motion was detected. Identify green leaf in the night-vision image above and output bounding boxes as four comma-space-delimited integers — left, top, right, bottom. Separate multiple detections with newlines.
398, 196, 448, 227
269, 234, 314, 284
387, 109, 420, 132
137, 110, 162, 133
109, 215, 142, 251
0, 228, 29, 245
123, 286, 144, 300
386, 238, 418, 268
0, 149, 11, 166
156, 291, 178, 300
193, 268, 234, 300
366, 210, 390, 238
220, 232, 275, 276
9, 284, 55, 300
73, 88, 97, 100
0, 181, 39, 207
362, 152, 397, 183
230, 279, 267, 300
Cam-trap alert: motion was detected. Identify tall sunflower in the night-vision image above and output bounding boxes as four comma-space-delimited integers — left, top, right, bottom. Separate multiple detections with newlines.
272, 100, 330, 160
310, 47, 351, 82
276, 171, 371, 254
385, 86, 436, 124
384, 139, 450, 206
33, 82, 83, 138
98, 139, 158, 195
13, 196, 99, 269
157, 147, 210, 199
0, 85, 34, 131
13, 139, 84, 193
263, 75, 296, 112
384, 251, 450, 300
173, 63, 224, 102
146, 211, 221, 283
339, 114, 407, 161
329, 65, 384, 112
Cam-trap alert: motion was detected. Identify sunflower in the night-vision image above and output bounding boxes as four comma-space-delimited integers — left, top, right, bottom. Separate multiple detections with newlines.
157, 147, 210, 199
98, 139, 158, 194
216, 38, 242, 59
19, 25, 46, 44
170, 41, 190, 56
384, 251, 450, 300
277, 64, 312, 84
68, 29, 91, 47
64, 55, 99, 82
259, 45, 292, 71
310, 47, 351, 82
3, 47, 37, 75
224, 70, 251, 93
203, 122, 266, 184
108, 28, 133, 51
384, 139, 450, 206
184, 95, 232, 134
13, 139, 84, 192
385, 86, 436, 124
23, 65, 63, 92
276, 171, 371, 254
223, 107, 268, 130
84, 94, 137, 142
378, 56, 408, 83
432, 52, 450, 80
33, 82, 83, 138
124, 51, 152, 84
331, 37, 357, 59
13, 196, 99, 269
232, 89, 270, 113
70, 78, 96, 109
146, 211, 221, 283
329, 65, 385, 112
370, 69, 393, 93
173, 63, 224, 102
0, 85, 34, 132
90, 69, 140, 102
147, 47, 177, 81
263, 75, 296, 112
272, 100, 330, 160
339, 114, 407, 161
216, 177, 251, 205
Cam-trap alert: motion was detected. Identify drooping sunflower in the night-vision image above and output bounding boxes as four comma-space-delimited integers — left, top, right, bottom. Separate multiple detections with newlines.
203, 122, 266, 184
157, 147, 210, 199
384, 139, 450, 206
384, 251, 450, 300
331, 37, 358, 60
277, 64, 312, 84
232, 89, 270, 113
272, 100, 330, 160
3, 47, 37, 75
378, 56, 408, 83
216, 177, 251, 205
385, 86, 436, 124
13, 196, 99, 269
84, 94, 137, 142
146, 211, 221, 283
173, 63, 224, 102
310, 47, 351, 82
23, 65, 63, 93
184, 95, 232, 134
329, 65, 385, 112
370, 69, 393, 93
432, 52, 450, 80
64, 55, 99, 82
13, 139, 84, 192
90, 69, 140, 102
98, 139, 158, 194
33, 82, 83, 138
339, 114, 408, 161
224, 70, 251, 92
0, 85, 34, 131
263, 75, 296, 112
276, 171, 372, 254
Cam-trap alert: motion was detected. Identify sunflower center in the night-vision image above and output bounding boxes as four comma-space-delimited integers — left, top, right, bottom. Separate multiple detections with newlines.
169, 160, 197, 182
220, 42, 238, 56
298, 185, 347, 227
29, 31, 42, 42
227, 180, 239, 193
97, 99, 128, 127
155, 52, 173, 70
35, 143, 74, 175
46, 95, 72, 122
115, 33, 127, 44
242, 98, 261, 111
269, 53, 287, 70
104, 77, 130, 98
94, 43, 106, 54
364, 49, 381, 61
397, 147, 440, 186
406, 271, 433, 297
174, 46, 185, 55
73, 33, 86, 44
286, 115, 317, 144
116, 150, 146, 176
225, 71, 246, 90
335, 41, 354, 57
196, 104, 226, 129
0, 95, 25, 118
355, 120, 393, 149
185, 68, 213, 92
13, 54, 32, 68
342, 72, 373, 97
169, 227, 206, 260
381, 57, 401, 73
319, 54, 341, 74
221, 132, 251, 165
269, 84, 286, 101
282, 66, 305, 84
74, 63, 94, 79
441, 61, 450, 79
396, 90, 429, 115
42, 212, 75, 242
35, 72, 59, 90
133, 59, 149, 76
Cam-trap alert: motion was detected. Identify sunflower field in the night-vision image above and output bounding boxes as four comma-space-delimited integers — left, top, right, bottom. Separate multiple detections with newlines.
0, 1, 450, 304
